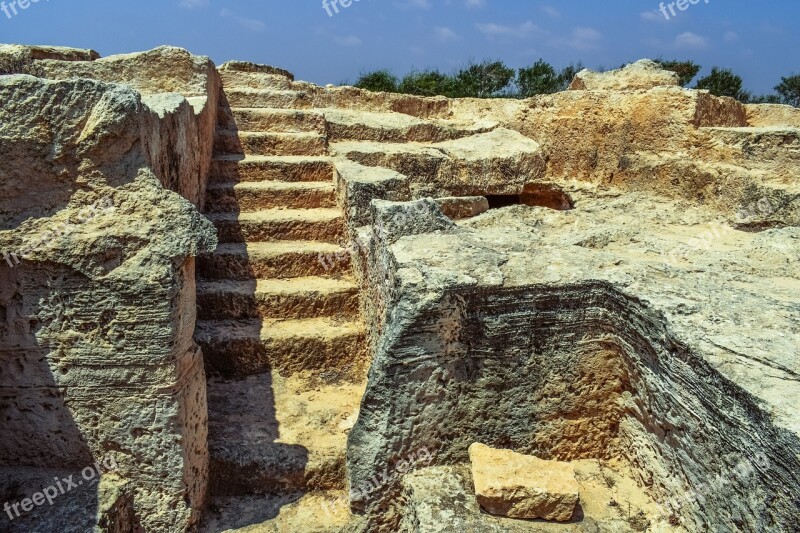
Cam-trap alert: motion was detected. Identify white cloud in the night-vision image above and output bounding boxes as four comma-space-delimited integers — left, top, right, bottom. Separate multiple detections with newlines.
567, 27, 602, 50
397, 0, 431, 8
724, 31, 739, 43
465, 0, 485, 7
476, 19, 598, 51
640, 10, 664, 22
334, 35, 363, 47
179, 0, 208, 8
541, 5, 560, 18
674, 31, 708, 49
435, 26, 460, 42
219, 9, 265, 32
476, 20, 542, 39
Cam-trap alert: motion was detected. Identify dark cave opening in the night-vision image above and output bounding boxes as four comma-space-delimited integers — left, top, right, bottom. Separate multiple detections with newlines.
485, 195, 521, 209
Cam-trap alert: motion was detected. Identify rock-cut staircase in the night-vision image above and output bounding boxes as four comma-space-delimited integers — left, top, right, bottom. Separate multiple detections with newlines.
195, 66, 367, 529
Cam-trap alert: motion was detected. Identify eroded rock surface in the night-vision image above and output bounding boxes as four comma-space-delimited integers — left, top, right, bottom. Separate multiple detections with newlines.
569, 59, 680, 91
1, 47, 219, 532
2, 49, 798, 533
333, 128, 545, 198
348, 191, 799, 532
197, 57, 798, 533
0, 44, 99, 63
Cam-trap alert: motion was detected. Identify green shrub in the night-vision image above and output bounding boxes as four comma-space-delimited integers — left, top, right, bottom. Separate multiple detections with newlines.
516, 59, 561, 97
398, 70, 459, 97
749, 94, 784, 104
695, 67, 750, 102
655, 59, 701, 87
354, 69, 399, 93
453, 60, 515, 98
775, 75, 800, 107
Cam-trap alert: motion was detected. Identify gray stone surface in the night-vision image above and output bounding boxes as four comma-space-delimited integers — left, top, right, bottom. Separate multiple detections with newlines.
347, 190, 800, 532
335, 160, 410, 230
0, 62, 217, 531
435, 196, 490, 220
33, 46, 221, 207
0, 467, 134, 533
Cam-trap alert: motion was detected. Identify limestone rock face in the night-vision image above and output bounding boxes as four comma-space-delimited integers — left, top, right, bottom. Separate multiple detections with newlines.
371, 198, 456, 245
0, 467, 136, 533
347, 191, 800, 532
434, 196, 489, 220
335, 160, 410, 228
2, 48, 799, 533
469, 443, 579, 521
0, 45, 221, 207
569, 59, 680, 91
39, 45, 217, 98
220, 59, 295, 80
324, 107, 497, 143
0, 44, 99, 63
333, 128, 545, 197
746, 103, 800, 128
0, 56, 217, 532
399, 464, 671, 532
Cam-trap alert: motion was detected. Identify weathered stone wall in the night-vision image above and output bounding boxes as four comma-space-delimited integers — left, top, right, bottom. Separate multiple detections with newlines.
0, 46, 219, 531
445, 87, 800, 228
347, 201, 800, 532
314, 70, 797, 232
0, 44, 100, 63
569, 59, 680, 91
316, 67, 799, 231
0, 49, 797, 531
36, 46, 221, 208
746, 102, 800, 128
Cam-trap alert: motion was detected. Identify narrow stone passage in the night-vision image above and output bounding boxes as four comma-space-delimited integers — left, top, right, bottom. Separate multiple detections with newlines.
195, 66, 368, 529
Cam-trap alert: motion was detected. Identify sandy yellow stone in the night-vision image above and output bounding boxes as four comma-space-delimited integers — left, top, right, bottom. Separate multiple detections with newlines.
468, 443, 580, 522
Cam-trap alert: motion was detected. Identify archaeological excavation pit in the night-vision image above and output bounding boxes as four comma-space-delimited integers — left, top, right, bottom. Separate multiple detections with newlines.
0, 43, 798, 533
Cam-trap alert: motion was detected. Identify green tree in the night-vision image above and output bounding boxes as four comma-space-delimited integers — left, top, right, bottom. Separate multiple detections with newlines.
557, 62, 584, 91
775, 75, 800, 107
749, 94, 783, 104
398, 70, 458, 97
655, 59, 701, 87
695, 67, 751, 102
453, 60, 515, 98
354, 69, 399, 93
516, 59, 562, 97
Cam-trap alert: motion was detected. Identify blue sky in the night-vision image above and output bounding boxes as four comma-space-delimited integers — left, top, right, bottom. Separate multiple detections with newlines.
1, 0, 798, 94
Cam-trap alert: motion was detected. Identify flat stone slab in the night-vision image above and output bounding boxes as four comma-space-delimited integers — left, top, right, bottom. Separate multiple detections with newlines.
331, 128, 545, 197
399, 464, 674, 532
469, 443, 579, 521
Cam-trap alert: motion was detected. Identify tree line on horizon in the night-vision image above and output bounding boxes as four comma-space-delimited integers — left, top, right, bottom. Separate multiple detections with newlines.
351, 59, 800, 107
